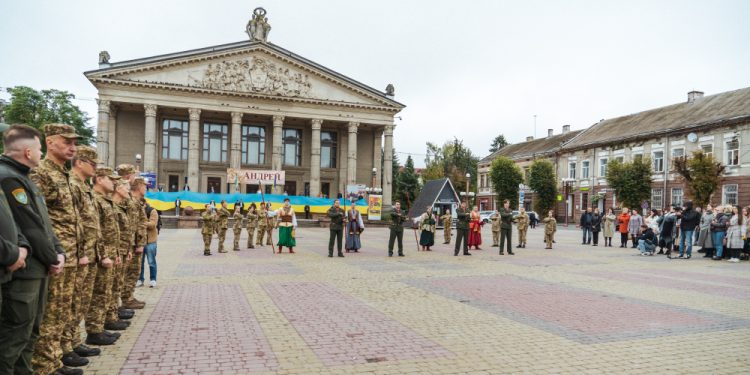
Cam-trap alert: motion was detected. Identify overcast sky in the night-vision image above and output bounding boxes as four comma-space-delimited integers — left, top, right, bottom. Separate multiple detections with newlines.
2, 0, 749, 167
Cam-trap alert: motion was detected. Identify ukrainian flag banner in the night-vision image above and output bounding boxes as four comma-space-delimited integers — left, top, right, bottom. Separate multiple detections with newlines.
144, 191, 368, 214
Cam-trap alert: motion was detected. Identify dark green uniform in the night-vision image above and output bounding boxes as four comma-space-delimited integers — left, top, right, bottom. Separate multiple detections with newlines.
499, 207, 514, 255
388, 208, 406, 257
0, 155, 64, 374
454, 207, 471, 256
327, 206, 344, 257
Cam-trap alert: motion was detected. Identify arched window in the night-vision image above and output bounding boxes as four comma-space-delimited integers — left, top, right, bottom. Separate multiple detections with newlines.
241, 125, 265, 165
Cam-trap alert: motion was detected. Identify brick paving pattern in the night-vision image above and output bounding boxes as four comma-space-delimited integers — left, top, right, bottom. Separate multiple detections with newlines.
578, 270, 750, 300
174, 263, 302, 277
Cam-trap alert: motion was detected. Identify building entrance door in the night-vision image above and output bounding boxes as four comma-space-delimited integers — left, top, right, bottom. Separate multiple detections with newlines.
284, 181, 296, 196
207, 177, 221, 194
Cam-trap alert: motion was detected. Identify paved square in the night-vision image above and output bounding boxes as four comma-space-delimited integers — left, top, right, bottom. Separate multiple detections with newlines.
81, 225, 750, 374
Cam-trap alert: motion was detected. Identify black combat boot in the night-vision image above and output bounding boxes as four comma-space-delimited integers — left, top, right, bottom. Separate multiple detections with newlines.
62, 352, 89, 367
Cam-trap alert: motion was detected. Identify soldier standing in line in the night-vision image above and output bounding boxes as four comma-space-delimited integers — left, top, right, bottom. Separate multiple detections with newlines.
29, 124, 85, 375
232, 205, 244, 251
327, 199, 345, 257
265, 202, 274, 245
85, 167, 121, 346
201, 204, 216, 256
255, 203, 268, 246
0, 125, 63, 374
62, 146, 102, 363
105, 179, 134, 334
245, 203, 257, 249
543, 210, 558, 249
216, 200, 230, 253
117, 167, 147, 311
498, 200, 515, 255
454, 201, 471, 256
516, 207, 529, 248
490, 210, 500, 247
388, 202, 406, 257
440, 209, 452, 244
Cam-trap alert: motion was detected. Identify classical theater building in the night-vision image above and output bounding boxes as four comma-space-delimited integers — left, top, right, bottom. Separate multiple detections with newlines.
85, 8, 404, 207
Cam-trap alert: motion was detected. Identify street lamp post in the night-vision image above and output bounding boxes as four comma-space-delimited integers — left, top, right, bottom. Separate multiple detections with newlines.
465, 172, 471, 205
372, 167, 377, 189
135, 153, 142, 172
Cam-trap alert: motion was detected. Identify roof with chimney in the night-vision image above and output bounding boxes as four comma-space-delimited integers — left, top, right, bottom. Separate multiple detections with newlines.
562, 87, 750, 151
479, 129, 584, 165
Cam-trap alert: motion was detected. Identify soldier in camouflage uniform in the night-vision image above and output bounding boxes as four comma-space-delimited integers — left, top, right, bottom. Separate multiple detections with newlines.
265, 203, 274, 245
216, 200, 230, 253
107, 179, 134, 332
256, 203, 268, 246
85, 167, 121, 346
117, 165, 147, 310
543, 210, 557, 249
62, 146, 102, 361
490, 210, 500, 247
232, 205, 244, 251
201, 204, 215, 255
440, 210, 452, 244
30, 124, 86, 375
245, 203, 257, 249
515, 207, 529, 248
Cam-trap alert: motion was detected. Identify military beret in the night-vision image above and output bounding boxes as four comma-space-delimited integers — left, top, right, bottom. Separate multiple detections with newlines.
76, 146, 100, 164
95, 167, 121, 180
116, 164, 137, 177
43, 123, 79, 139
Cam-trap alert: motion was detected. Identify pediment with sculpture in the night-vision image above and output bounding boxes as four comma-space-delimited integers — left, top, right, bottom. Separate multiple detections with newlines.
195, 56, 312, 98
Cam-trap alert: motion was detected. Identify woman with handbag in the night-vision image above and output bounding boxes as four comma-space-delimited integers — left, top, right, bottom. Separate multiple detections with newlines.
603, 208, 616, 247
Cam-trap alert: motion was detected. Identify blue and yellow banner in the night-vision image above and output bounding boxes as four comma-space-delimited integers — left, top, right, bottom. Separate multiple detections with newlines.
144, 191, 368, 214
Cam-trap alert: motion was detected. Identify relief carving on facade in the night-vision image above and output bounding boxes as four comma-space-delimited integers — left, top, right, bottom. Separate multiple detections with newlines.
193, 56, 313, 98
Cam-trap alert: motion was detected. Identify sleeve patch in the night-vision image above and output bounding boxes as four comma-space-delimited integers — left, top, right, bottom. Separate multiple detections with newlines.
12, 188, 28, 205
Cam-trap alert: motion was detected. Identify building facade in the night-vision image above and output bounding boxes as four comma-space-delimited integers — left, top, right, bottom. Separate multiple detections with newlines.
85, 9, 404, 207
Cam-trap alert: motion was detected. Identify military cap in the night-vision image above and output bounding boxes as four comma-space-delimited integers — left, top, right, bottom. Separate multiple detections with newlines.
76, 145, 100, 164
43, 123, 79, 139
114, 178, 129, 188
116, 164, 137, 177
95, 167, 121, 180
130, 176, 147, 188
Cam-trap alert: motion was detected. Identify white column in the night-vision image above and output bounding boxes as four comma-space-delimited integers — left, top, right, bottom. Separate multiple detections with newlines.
230, 112, 243, 171
310, 119, 322, 197
373, 129, 383, 188
96, 99, 110, 167
338, 129, 348, 196
108, 105, 117, 167
271, 115, 284, 194
187, 108, 201, 191
143, 104, 158, 172
383, 123, 394, 207
347, 122, 359, 185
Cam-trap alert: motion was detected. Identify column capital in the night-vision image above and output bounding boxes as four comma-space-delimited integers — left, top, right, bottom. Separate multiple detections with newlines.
384, 124, 395, 136
96, 99, 111, 113
348, 121, 359, 134
310, 118, 323, 130
109, 104, 118, 116
272, 115, 285, 126
144, 104, 158, 117
231, 112, 244, 124
188, 108, 202, 121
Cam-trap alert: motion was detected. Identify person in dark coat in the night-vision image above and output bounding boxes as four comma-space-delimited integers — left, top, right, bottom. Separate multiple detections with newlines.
580, 208, 593, 245
591, 208, 602, 246
677, 201, 700, 258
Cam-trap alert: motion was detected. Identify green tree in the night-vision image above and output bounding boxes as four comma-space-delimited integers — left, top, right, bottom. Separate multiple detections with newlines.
488, 134, 510, 153
2, 86, 94, 152
527, 159, 558, 214
423, 138, 478, 193
489, 156, 524, 209
606, 157, 653, 209
389, 148, 401, 200
672, 150, 725, 207
396, 155, 420, 210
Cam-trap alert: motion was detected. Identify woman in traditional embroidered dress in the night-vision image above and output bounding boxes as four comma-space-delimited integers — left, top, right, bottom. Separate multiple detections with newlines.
418, 205, 436, 251
275, 198, 297, 253
468, 205, 483, 250
345, 201, 365, 252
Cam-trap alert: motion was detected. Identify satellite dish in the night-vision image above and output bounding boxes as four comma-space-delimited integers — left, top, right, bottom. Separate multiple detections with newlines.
687, 133, 698, 143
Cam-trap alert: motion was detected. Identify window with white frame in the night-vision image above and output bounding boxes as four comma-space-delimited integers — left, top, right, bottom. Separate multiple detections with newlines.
568, 162, 577, 179
671, 187, 683, 206
582, 161, 590, 178
651, 188, 663, 210
652, 151, 664, 172
725, 138, 739, 166
722, 184, 738, 205
672, 148, 685, 159
700, 143, 713, 158
615, 156, 624, 163
599, 158, 608, 177
633, 153, 643, 162
320, 131, 337, 168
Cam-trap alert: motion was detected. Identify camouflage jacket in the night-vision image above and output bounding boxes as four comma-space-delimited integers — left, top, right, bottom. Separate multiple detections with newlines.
246, 211, 258, 229
115, 200, 133, 253
93, 191, 120, 260
232, 211, 244, 231
217, 207, 230, 229
70, 173, 99, 261
201, 211, 215, 235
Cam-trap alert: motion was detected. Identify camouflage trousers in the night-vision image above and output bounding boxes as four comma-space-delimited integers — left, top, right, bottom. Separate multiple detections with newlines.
218, 228, 227, 252
61, 263, 97, 353
492, 230, 499, 246
545, 232, 555, 248
256, 227, 266, 245
106, 258, 127, 323
233, 228, 242, 250
86, 264, 113, 334
444, 228, 451, 243
246, 227, 255, 247
203, 233, 212, 252
32, 267, 75, 375
266, 228, 273, 245
518, 228, 528, 245
121, 251, 143, 302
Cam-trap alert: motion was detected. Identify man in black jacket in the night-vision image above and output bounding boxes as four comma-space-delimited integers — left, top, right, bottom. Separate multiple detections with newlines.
580, 208, 593, 245
0, 125, 67, 374
677, 201, 700, 259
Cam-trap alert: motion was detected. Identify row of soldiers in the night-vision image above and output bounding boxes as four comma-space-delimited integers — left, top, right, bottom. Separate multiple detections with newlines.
0, 124, 150, 375
201, 201, 279, 255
